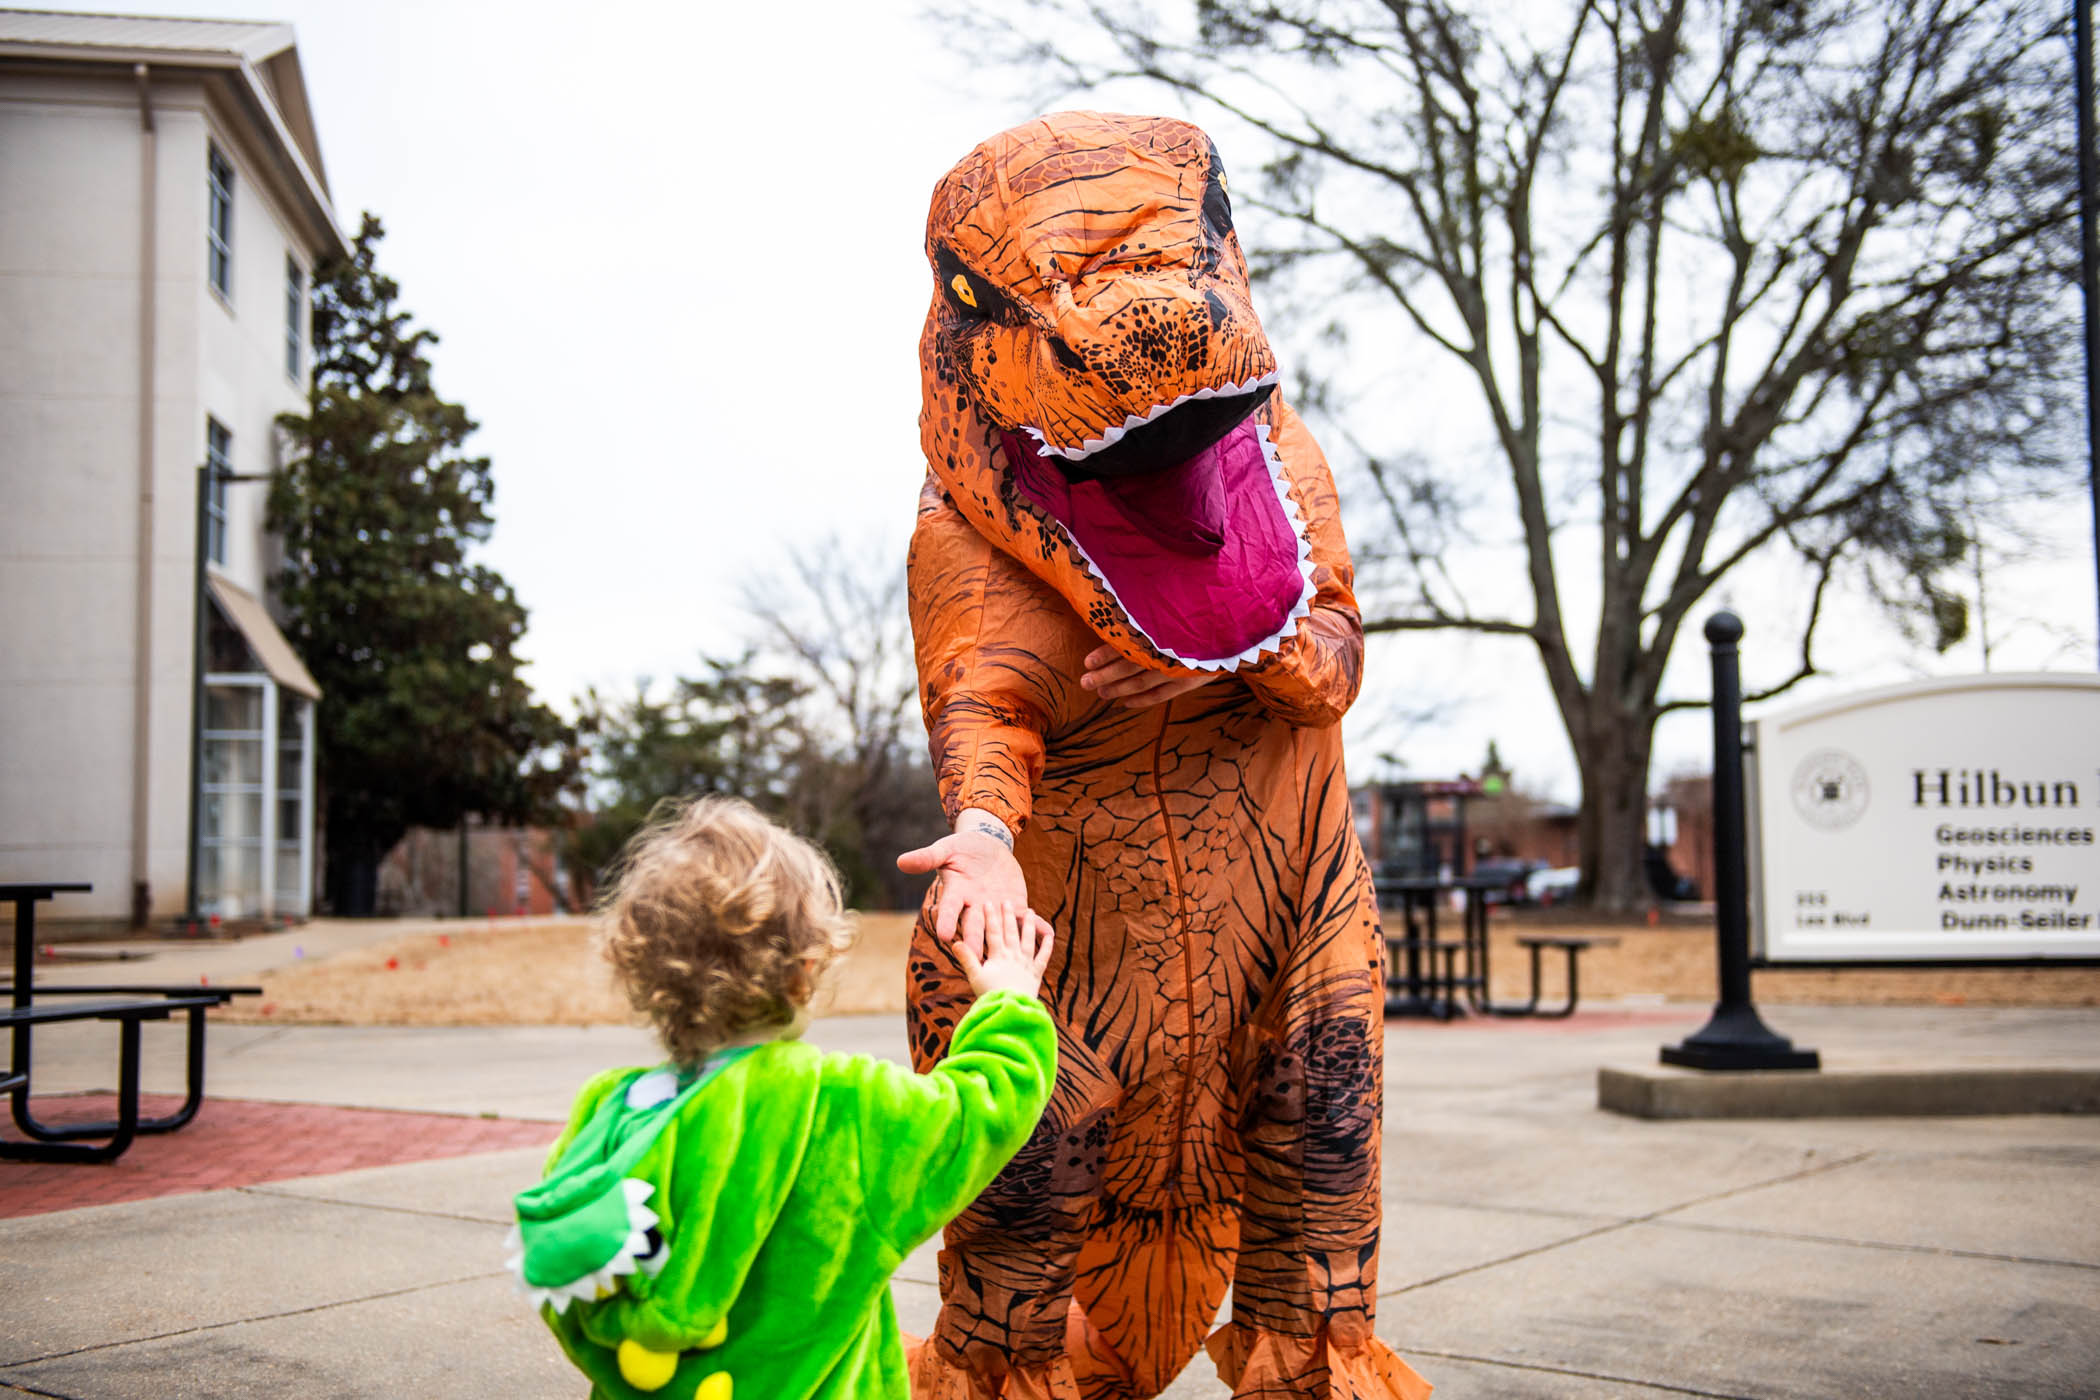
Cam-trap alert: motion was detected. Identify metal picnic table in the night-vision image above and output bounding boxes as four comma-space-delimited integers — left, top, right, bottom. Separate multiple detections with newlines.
1, 883, 258, 1163
1377, 872, 1617, 1020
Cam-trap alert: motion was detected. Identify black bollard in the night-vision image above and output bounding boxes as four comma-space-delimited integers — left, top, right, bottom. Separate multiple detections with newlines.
1661, 613, 1819, 1071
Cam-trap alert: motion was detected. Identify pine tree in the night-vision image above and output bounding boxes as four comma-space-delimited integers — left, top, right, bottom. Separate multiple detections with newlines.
271, 213, 576, 915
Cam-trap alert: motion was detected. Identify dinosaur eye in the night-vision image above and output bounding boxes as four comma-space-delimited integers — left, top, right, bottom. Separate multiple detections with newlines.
932, 245, 1018, 324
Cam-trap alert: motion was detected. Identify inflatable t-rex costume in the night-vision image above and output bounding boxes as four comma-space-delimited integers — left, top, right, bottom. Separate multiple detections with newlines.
905, 112, 1429, 1400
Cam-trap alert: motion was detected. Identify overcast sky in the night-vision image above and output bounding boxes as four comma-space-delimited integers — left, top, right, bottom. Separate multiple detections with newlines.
104, 0, 2100, 806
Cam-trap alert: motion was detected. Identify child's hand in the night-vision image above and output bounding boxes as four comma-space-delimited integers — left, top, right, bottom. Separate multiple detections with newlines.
956, 901, 1054, 1001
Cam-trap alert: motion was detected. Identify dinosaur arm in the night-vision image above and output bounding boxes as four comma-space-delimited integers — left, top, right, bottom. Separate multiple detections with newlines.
1240, 402, 1366, 729
851, 988, 1058, 1254
909, 476, 1082, 833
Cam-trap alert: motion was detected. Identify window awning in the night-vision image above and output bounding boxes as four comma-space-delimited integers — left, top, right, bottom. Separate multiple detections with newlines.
206, 572, 321, 699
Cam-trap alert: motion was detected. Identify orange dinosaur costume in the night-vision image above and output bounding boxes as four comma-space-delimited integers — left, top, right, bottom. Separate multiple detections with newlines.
905, 112, 1429, 1400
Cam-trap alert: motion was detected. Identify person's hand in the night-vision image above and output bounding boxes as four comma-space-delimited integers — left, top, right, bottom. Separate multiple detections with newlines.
1081, 645, 1215, 709
955, 900, 1055, 1000
896, 811, 1028, 960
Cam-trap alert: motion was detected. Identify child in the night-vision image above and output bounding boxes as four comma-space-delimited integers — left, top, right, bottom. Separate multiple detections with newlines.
509, 797, 1056, 1400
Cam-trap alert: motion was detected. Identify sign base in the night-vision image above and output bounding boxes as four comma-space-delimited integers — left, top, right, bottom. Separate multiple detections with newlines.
1661, 1004, 1821, 1072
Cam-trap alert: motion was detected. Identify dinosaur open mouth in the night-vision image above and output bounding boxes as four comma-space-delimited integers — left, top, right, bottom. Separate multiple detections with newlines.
1023, 373, 1280, 480
1020, 371, 1279, 473
1006, 393, 1316, 671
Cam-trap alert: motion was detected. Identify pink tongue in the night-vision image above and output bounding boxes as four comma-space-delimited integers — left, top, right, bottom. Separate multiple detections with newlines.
1096, 447, 1228, 556
1006, 419, 1305, 665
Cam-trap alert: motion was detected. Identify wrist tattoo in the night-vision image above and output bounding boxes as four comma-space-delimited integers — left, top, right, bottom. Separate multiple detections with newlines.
967, 819, 1015, 851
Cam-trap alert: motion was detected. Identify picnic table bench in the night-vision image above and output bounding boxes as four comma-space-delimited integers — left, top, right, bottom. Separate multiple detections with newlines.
1376, 874, 1617, 1020
1376, 874, 1490, 1019
1506, 934, 1622, 1018
2, 882, 258, 1163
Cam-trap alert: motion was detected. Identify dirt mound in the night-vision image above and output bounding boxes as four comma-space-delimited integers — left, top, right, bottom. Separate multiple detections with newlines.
212, 908, 2100, 1027
216, 913, 919, 1027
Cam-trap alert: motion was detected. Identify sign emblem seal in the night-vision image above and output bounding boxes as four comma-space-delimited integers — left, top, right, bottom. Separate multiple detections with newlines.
1791, 749, 1870, 831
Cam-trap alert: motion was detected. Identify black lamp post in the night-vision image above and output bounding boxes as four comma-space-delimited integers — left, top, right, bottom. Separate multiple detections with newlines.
1660, 613, 1820, 1071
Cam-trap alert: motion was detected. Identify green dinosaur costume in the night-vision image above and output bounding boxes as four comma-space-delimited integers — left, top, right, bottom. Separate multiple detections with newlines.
513, 991, 1057, 1400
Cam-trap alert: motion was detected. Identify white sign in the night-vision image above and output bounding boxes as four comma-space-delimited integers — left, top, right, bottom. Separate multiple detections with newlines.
1749, 673, 2100, 962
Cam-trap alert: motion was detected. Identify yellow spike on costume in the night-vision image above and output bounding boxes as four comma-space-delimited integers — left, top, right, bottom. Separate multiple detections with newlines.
699, 1317, 729, 1349
696, 1370, 733, 1400
616, 1339, 679, 1391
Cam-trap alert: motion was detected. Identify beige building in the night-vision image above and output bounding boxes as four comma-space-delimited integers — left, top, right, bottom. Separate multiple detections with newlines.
1, 11, 343, 924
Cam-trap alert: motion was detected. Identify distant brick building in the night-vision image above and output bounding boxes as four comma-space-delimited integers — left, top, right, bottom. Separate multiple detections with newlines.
1652, 773, 1714, 903
1356, 756, 1704, 901
376, 824, 571, 918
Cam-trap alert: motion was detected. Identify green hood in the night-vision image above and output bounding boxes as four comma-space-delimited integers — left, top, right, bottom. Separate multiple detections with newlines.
509, 1041, 821, 1349
517, 992, 1058, 1400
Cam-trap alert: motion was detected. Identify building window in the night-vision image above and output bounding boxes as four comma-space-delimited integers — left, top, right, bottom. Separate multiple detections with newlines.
205, 417, 231, 565
275, 687, 314, 914
284, 255, 305, 380
207, 144, 234, 300
199, 680, 267, 918
198, 593, 318, 920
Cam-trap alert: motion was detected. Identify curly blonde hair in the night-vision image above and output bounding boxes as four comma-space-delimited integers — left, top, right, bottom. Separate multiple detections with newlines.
595, 796, 856, 1065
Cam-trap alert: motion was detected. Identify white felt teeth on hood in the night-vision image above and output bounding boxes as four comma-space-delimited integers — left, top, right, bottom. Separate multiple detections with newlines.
1022, 370, 1282, 461
1051, 421, 1317, 672
506, 1178, 662, 1315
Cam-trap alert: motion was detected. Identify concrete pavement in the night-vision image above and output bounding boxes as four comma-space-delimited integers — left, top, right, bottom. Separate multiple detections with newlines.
3, 1002, 2098, 1397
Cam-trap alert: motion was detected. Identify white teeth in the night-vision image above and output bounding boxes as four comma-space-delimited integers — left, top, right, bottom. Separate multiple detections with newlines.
1039, 420, 1318, 672
507, 1176, 663, 1315
1028, 370, 1281, 461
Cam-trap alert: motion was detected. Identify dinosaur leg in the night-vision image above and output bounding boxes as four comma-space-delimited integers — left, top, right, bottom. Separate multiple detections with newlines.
906, 927, 1119, 1400
1208, 892, 1433, 1400
1067, 1197, 1238, 1400
911, 1221, 1087, 1400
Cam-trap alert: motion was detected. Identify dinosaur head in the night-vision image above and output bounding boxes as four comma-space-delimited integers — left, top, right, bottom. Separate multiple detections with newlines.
920, 111, 1314, 671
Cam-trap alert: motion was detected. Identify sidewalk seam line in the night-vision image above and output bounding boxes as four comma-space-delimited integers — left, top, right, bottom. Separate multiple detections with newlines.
1380, 1151, 1877, 1297
0, 1380, 86, 1399
1380, 1217, 1636, 1296
0, 1271, 506, 1368
1646, 1216, 2100, 1272
221, 1027, 293, 1059
1387, 1194, 1620, 1224
1635, 1148, 1878, 1220
1394, 1345, 1762, 1399
235, 1185, 511, 1226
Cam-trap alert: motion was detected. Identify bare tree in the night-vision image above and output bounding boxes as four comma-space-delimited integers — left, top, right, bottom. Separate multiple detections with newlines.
935, 0, 2077, 907
743, 535, 946, 907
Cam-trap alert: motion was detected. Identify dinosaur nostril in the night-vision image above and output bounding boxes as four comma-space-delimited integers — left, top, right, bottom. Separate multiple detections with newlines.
1049, 336, 1087, 372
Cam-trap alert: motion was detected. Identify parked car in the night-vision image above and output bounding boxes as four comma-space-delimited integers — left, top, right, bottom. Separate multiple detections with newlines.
1645, 844, 1698, 901
1470, 858, 1545, 905
1526, 865, 1581, 905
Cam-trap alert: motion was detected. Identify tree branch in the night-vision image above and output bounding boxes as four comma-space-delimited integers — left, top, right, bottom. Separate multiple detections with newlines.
1652, 548, 1837, 715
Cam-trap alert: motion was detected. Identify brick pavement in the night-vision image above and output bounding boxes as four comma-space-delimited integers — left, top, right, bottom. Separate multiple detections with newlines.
1386, 1005, 1698, 1032
0, 1093, 557, 1219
